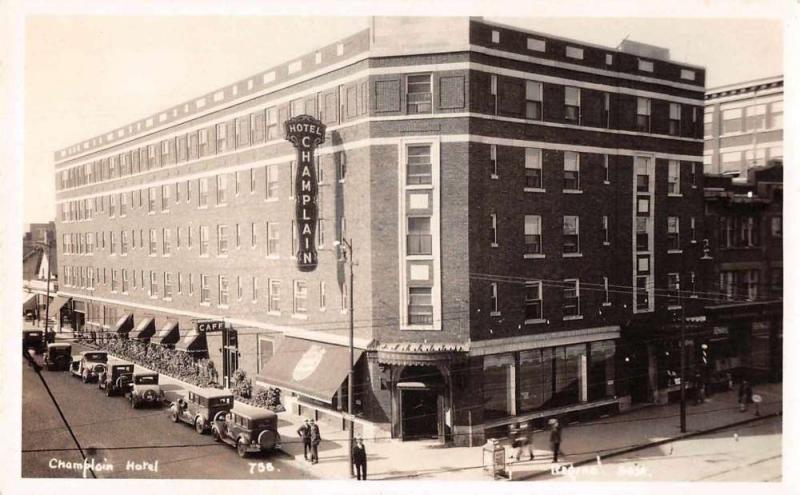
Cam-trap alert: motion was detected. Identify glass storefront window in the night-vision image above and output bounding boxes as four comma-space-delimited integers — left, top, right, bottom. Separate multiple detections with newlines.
589, 340, 616, 401
519, 349, 552, 412
483, 354, 514, 420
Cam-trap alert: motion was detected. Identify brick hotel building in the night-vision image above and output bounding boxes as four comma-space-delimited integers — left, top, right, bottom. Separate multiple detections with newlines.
53, 17, 707, 446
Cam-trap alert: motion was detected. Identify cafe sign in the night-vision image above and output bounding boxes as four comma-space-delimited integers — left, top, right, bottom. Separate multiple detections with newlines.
285, 115, 326, 272
197, 320, 225, 333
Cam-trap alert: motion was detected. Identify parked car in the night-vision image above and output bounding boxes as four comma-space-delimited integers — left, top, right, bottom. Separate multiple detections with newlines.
211, 405, 281, 458
44, 343, 72, 371
128, 372, 165, 409
170, 389, 234, 434
98, 360, 135, 396
22, 329, 45, 354
70, 351, 109, 383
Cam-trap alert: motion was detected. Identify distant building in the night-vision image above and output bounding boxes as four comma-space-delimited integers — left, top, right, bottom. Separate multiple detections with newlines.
703, 161, 782, 383
22, 222, 58, 320
53, 17, 706, 445
703, 76, 783, 177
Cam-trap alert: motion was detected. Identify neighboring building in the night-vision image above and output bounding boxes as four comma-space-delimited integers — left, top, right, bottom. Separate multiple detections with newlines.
52, 17, 706, 446
703, 161, 782, 383
22, 222, 59, 321
703, 76, 783, 177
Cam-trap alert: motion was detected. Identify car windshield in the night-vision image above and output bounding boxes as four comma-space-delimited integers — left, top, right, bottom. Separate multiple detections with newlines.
135, 375, 158, 385
85, 353, 107, 361
250, 418, 276, 430
209, 397, 233, 407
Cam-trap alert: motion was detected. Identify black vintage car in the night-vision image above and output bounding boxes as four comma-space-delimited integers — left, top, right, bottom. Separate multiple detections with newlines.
211, 404, 281, 458
70, 351, 109, 383
170, 389, 234, 434
98, 360, 135, 396
44, 343, 72, 371
128, 372, 165, 409
22, 330, 45, 354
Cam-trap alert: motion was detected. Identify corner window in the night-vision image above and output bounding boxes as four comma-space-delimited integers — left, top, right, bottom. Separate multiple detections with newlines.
407, 217, 432, 255
406, 144, 432, 185
408, 287, 433, 325
407, 74, 432, 114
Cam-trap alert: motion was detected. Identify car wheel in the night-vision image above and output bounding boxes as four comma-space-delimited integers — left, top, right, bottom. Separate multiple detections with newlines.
236, 439, 248, 458
194, 417, 205, 434
212, 428, 221, 443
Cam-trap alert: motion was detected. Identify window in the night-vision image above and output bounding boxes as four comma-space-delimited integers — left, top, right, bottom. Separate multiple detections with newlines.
236, 276, 243, 300
681, 69, 696, 81
636, 275, 649, 310
603, 93, 611, 128
721, 108, 742, 134
704, 111, 714, 137
563, 279, 580, 317
187, 227, 193, 249
267, 222, 279, 256
527, 38, 546, 52
564, 87, 580, 123
667, 273, 680, 306
235, 224, 241, 248
490, 144, 497, 177
490, 283, 499, 314
602, 216, 609, 244
161, 185, 170, 211
217, 225, 229, 255
635, 157, 650, 192
525, 148, 542, 188
200, 274, 210, 303
121, 231, 129, 255
148, 229, 157, 255
563, 151, 580, 191
268, 279, 280, 312
199, 225, 209, 255
408, 287, 433, 324
109, 194, 116, 217
216, 174, 227, 205
669, 104, 681, 135
690, 217, 697, 242
489, 75, 498, 114
266, 165, 278, 200
602, 276, 610, 305
162, 228, 171, 255
525, 281, 543, 320
771, 216, 782, 237
407, 74, 432, 114
119, 193, 127, 216
164, 272, 173, 299
198, 178, 209, 207
111, 269, 119, 292
745, 104, 766, 131
565, 46, 583, 59
266, 107, 278, 139
636, 98, 651, 132
234, 171, 241, 195
563, 216, 580, 254
407, 217, 432, 255
186, 180, 192, 203
198, 129, 209, 156
525, 81, 543, 120
316, 156, 325, 184
150, 271, 159, 297
603, 154, 610, 183
490, 214, 498, 246
691, 163, 698, 187
491, 30, 500, 43
638, 59, 654, 72
110, 232, 117, 255
668, 161, 680, 194
769, 101, 783, 129
293, 280, 308, 314
218, 276, 229, 306
667, 216, 680, 250
407, 144, 432, 185
250, 168, 257, 193
524, 215, 542, 254
252, 277, 259, 302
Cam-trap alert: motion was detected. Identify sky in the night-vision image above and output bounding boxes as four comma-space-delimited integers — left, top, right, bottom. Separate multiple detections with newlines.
22, 14, 784, 225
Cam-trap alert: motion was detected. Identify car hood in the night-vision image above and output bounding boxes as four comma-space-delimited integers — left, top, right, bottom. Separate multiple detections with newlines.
134, 385, 162, 393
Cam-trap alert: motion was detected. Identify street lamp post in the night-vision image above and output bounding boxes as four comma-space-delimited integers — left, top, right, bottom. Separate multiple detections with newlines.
336, 238, 355, 478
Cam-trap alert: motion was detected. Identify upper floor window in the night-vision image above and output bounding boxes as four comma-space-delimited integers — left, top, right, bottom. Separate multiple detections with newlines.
200, 274, 210, 303
525, 81, 543, 120
525, 148, 542, 188
408, 287, 433, 325
563, 279, 580, 318
680, 69, 696, 81
407, 217, 432, 255
565, 46, 584, 60
162, 228, 172, 255
148, 229, 157, 255
218, 275, 229, 306
668, 161, 680, 195
771, 216, 782, 237
667, 216, 680, 250
266, 165, 279, 200
563, 151, 580, 191
635, 157, 650, 193
198, 178, 209, 207
491, 30, 500, 43
293, 280, 308, 314
407, 144, 432, 185
217, 225, 229, 255
490, 282, 499, 314
527, 38, 546, 52
216, 123, 227, 152
199, 225, 209, 255
161, 184, 170, 211
721, 108, 742, 134
267, 222, 280, 256
269, 279, 281, 312
703, 111, 713, 137
490, 214, 498, 246
669, 104, 681, 136
524, 215, 542, 254
636, 98, 651, 132
563, 216, 580, 254
769, 101, 783, 129
638, 59, 654, 72
490, 144, 498, 177
198, 129, 209, 156
525, 281, 543, 321
745, 104, 766, 131
407, 74, 432, 114
216, 174, 228, 205
266, 107, 278, 139
564, 87, 580, 123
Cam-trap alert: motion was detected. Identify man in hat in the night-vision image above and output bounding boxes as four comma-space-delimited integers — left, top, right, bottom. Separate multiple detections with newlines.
309, 419, 321, 464
352, 436, 367, 480
549, 418, 562, 463
297, 419, 311, 460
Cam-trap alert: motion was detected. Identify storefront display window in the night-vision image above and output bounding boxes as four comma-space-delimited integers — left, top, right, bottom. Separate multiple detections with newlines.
483, 354, 514, 420
589, 340, 616, 401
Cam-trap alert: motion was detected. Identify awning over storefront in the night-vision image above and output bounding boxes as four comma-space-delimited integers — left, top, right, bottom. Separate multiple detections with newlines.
151, 321, 180, 346
129, 317, 156, 342
22, 292, 37, 311
256, 337, 364, 403
376, 342, 467, 366
112, 313, 133, 335
174, 330, 207, 353
49, 296, 71, 314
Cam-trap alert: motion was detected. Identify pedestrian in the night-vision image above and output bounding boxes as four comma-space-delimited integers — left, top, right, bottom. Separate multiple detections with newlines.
738, 380, 752, 412
297, 419, 311, 461
352, 436, 367, 480
309, 419, 321, 464
549, 418, 562, 463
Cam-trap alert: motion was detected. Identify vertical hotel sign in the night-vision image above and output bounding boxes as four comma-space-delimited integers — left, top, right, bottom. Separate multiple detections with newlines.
285, 115, 326, 272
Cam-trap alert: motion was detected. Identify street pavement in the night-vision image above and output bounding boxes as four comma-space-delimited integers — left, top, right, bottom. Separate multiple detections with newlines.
21, 341, 311, 479
548, 415, 782, 482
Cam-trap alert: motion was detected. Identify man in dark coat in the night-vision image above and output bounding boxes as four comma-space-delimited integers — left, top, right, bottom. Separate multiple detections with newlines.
549, 418, 562, 463
309, 419, 321, 464
297, 419, 311, 460
738, 380, 753, 412
352, 436, 367, 480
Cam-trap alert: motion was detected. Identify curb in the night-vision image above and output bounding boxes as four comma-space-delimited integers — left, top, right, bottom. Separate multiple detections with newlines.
516, 411, 782, 481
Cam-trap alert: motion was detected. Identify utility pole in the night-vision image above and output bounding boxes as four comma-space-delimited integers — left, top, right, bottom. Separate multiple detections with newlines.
336, 237, 355, 478
679, 281, 686, 433
40, 240, 53, 344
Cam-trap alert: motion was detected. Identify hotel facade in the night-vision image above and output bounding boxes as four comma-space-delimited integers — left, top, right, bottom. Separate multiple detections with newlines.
53, 17, 707, 446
